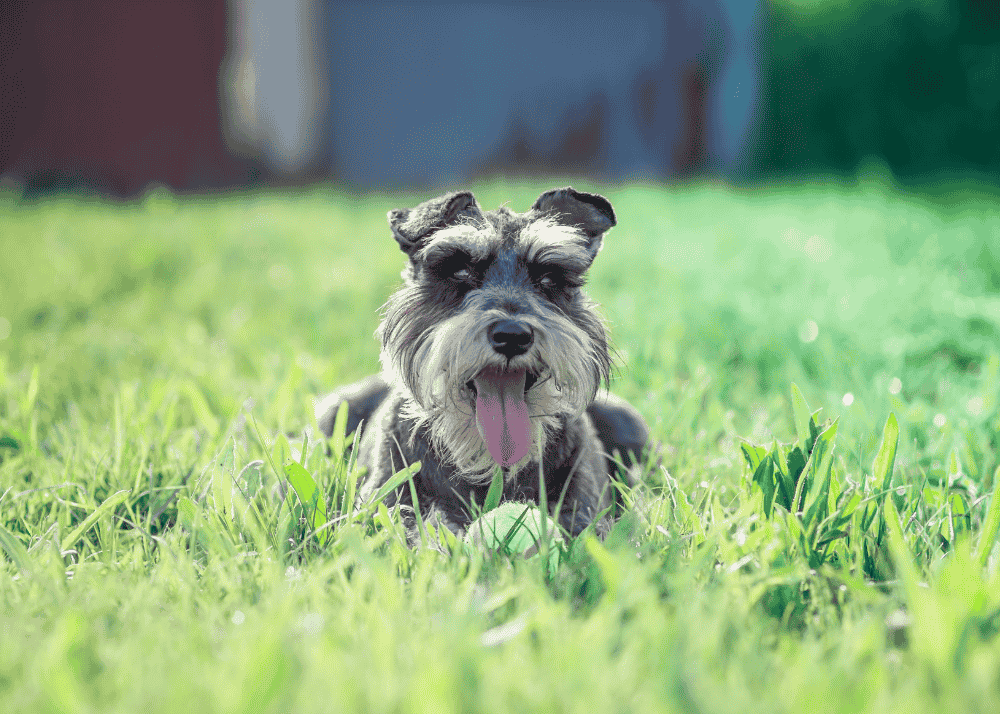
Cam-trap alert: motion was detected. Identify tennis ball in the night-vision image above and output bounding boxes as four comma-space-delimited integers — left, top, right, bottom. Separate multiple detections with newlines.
464, 502, 564, 571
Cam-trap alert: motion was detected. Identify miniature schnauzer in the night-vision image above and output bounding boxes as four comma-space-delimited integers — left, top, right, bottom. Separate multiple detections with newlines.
316, 187, 652, 544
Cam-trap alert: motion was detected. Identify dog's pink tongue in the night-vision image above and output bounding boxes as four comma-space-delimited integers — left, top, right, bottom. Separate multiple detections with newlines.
473, 367, 531, 468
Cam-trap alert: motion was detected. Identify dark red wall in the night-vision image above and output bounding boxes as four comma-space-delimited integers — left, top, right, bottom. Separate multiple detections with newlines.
1, 0, 239, 195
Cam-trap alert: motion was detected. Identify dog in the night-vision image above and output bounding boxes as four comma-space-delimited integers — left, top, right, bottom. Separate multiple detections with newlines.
316, 187, 653, 545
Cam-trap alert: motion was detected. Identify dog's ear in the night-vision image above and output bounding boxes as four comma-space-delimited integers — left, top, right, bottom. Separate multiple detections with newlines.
532, 187, 616, 257
388, 191, 483, 256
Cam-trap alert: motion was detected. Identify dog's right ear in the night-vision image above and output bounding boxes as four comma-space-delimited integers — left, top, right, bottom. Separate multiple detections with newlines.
388, 191, 483, 256
531, 187, 616, 260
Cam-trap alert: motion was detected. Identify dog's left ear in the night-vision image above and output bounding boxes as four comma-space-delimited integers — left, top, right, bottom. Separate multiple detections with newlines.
532, 187, 616, 257
388, 191, 483, 257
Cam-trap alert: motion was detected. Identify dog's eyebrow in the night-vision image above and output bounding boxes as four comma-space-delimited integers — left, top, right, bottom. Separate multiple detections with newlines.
417, 225, 493, 263
519, 219, 592, 271
527, 248, 590, 273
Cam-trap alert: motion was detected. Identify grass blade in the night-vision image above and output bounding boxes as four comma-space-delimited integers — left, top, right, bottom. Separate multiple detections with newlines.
977, 465, 1000, 568
883, 495, 921, 591
284, 461, 328, 545
772, 444, 796, 512
790, 383, 812, 453
0, 523, 30, 572
210, 439, 236, 517
585, 536, 622, 601
484, 466, 504, 514
330, 399, 349, 462
61, 490, 130, 553
872, 412, 899, 496
536, 426, 549, 572
361, 462, 422, 513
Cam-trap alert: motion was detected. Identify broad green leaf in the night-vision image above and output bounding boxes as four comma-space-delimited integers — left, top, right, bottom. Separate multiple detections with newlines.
807, 409, 824, 450
791, 452, 811, 515
284, 461, 328, 545
752, 455, 776, 518
61, 490, 130, 553
740, 441, 768, 474
772, 444, 796, 511
785, 445, 808, 507
803, 419, 839, 530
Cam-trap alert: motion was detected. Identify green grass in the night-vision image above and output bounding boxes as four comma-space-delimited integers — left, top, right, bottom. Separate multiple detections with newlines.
2, 178, 1000, 712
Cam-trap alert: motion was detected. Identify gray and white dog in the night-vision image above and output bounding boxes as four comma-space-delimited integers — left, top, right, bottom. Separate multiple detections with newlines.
316, 187, 652, 544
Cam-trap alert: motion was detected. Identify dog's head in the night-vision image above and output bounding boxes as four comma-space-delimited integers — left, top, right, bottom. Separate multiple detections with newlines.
379, 188, 616, 479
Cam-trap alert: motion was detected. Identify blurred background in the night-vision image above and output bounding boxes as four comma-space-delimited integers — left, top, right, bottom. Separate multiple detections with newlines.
3, 0, 996, 196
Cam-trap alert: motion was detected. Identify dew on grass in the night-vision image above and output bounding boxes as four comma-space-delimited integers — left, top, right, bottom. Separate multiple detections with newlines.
228, 305, 249, 331
268, 263, 293, 289
966, 396, 985, 417
804, 234, 832, 262
882, 336, 905, 357
300, 612, 324, 635
799, 319, 819, 343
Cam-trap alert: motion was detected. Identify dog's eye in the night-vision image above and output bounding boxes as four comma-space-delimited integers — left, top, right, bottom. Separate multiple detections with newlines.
431, 251, 478, 284
531, 265, 581, 291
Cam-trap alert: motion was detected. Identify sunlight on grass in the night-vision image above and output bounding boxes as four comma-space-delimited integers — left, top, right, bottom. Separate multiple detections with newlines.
1, 180, 1000, 712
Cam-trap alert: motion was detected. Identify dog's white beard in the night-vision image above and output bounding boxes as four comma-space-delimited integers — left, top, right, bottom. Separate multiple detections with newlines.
383, 311, 600, 484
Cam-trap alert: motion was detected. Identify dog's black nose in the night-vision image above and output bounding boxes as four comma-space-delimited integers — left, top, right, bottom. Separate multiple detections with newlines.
487, 319, 533, 358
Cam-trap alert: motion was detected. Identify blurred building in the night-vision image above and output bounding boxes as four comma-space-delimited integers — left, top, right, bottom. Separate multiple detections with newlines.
231, 0, 763, 188
1, 0, 244, 196
1, 0, 762, 195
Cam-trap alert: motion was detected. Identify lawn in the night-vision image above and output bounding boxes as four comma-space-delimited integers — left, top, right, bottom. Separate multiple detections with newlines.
1, 178, 999, 712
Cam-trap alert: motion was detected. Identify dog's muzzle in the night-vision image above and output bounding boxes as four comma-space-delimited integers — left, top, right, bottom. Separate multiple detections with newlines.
487, 319, 533, 358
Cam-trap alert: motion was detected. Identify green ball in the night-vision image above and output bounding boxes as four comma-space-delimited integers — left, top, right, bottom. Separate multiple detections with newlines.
464, 502, 564, 570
